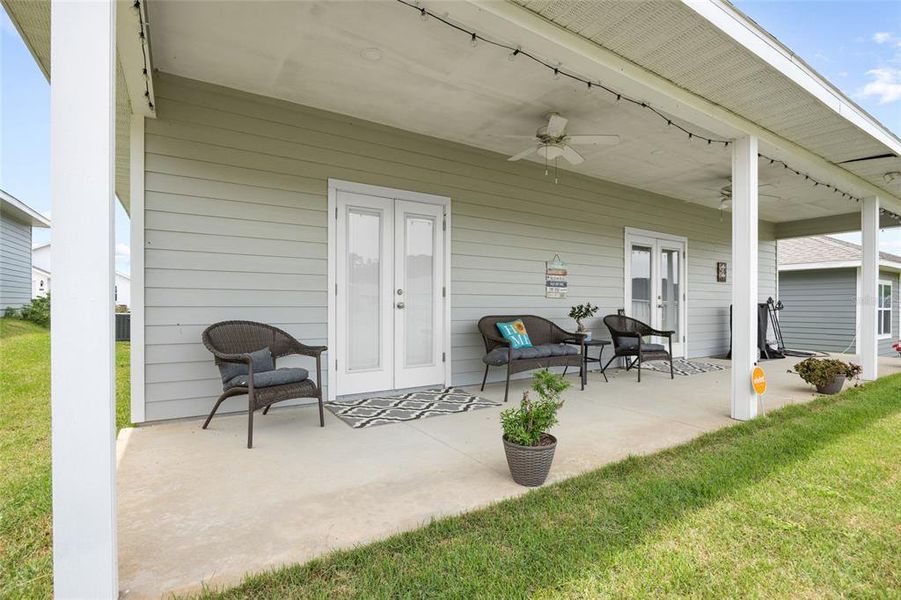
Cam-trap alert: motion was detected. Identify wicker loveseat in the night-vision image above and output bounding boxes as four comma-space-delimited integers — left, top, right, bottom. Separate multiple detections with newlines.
478, 315, 583, 402
201, 320, 326, 448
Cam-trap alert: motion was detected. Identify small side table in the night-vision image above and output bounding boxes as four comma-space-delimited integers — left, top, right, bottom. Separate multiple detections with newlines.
564, 338, 611, 386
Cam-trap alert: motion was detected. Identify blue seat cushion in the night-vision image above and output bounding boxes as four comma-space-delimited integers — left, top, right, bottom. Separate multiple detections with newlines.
482, 343, 578, 366
218, 347, 274, 383
617, 339, 666, 353
225, 367, 310, 390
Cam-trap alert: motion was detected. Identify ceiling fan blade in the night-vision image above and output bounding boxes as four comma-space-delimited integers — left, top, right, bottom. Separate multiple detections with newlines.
562, 145, 584, 165
546, 113, 568, 137
566, 134, 620, 146
508, 145, 537, 162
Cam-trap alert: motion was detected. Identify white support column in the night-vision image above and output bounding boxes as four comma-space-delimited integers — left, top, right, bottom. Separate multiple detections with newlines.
50, 1, 118, 597
860, 196, 880, 381
731, 135, 759, 421
130, 114, 146, 423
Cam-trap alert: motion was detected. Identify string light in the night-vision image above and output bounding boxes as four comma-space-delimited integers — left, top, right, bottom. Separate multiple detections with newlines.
133, 0, 154, 112
399, 0, 895, 212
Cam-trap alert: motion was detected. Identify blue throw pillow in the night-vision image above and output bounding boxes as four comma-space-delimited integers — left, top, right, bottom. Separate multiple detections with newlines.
496, 319, 533, 349
218, 347, 274, 383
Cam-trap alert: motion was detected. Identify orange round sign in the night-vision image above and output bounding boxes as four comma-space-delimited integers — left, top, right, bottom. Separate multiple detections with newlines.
752, 366, 767, 395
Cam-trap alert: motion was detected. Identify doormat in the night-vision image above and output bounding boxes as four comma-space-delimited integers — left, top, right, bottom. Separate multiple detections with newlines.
641, 359, 728, 376
325, 387, 500, 429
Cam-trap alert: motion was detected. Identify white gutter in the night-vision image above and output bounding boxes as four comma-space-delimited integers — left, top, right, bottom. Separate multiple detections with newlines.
0, 188, 51, 228
779, 260, 901, 273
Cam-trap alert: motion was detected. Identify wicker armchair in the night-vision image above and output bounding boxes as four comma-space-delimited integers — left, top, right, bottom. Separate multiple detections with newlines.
602, 315, 674, 382
478, 315, 583, 402
201, 320, 326, 448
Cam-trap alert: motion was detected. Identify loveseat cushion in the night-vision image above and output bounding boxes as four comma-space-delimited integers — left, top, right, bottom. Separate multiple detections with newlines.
482, 343, 578, 365
225, 367, 310, 390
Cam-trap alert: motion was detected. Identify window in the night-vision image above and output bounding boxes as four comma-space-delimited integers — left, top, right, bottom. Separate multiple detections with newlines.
878, 280, 892, 339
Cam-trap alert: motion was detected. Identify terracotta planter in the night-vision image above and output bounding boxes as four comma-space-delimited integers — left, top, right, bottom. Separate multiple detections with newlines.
503, 434, 557, 487
815, 375, 845, 395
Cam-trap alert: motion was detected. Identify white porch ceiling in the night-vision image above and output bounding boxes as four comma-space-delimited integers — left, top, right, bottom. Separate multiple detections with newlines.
145, 0, 899, 223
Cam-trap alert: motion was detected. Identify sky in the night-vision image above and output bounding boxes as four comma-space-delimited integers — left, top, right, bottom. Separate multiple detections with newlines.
1, 1, 900, 273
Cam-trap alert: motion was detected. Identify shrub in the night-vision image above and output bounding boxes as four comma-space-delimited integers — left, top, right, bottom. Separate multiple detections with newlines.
793, 357, 862, 389
19, 294, 51, 328
500, 369, 569, 446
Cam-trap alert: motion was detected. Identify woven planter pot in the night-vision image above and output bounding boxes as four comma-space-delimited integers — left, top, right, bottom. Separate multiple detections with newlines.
815, 375, 845, 395
503, 434, 557, 487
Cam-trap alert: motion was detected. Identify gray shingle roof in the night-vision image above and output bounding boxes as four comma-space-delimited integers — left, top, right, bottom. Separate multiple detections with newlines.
778, 236, 901, 267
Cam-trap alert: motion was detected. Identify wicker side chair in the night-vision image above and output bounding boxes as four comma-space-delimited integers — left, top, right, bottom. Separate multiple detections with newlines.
602, 315, 674, 382
201, 320, 326, 448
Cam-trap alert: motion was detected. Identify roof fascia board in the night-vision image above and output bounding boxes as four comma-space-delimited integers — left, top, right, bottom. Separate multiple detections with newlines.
779, 260, 901, 273
682, 0, 901, 155
116, 0, 156, 117
466, 0, 901, 215
0, 189, 51, 227
773, 212, 901, 239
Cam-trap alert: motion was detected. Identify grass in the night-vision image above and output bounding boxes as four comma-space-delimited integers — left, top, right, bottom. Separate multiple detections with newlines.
199, 373, 901, 599
0, 318, 130, 599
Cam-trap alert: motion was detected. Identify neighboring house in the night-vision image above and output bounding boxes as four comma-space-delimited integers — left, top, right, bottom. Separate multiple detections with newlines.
32, 242, 131, 308
6, 1, 901, 595
0, 189, 50, 310
778, 236, 901, 356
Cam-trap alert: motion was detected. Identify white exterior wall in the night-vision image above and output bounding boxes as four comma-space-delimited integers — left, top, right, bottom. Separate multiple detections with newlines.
141, 74, 777, 421
0, 214, 33, 309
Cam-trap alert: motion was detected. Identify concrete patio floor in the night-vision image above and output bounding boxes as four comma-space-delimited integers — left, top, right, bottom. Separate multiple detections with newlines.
115, 355, 901, 598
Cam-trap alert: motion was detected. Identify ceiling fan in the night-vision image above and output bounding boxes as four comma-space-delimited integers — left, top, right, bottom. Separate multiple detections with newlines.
717, 182, 781, 220
507, 113, 619, 181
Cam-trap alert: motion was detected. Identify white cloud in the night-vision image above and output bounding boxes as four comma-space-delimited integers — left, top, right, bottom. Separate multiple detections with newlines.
873, 32, 893, 44
115, 242, 130, 259
858, 67, 901, 104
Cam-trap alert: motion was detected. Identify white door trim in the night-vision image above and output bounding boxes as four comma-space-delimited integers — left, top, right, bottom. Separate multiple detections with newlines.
327, 179, 451, 401
623, 228, 689, 357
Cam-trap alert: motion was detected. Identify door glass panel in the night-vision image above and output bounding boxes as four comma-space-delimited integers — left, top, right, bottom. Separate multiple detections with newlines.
404, 215, 435, 367
660, 248, 680, 337
347, 209, 381, 371
630, 245, 652, 323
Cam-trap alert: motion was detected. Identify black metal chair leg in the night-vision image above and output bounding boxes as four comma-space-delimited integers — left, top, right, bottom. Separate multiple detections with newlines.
504, 362, 512, 402
481, 365, 489, 391
318, 395, 325, 427
202, 393, 229, 429
247, 405, 254, 449
263, 404, 271, 415
637, 351, 642, 383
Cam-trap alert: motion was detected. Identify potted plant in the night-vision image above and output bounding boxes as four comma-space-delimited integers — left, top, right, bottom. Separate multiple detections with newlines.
793, 357, 862, 394
500, 369, 569, 487
569, 302, 598, 340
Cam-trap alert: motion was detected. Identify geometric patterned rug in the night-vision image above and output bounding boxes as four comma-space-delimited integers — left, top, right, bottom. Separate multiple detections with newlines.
639, 358, 729, 377
324, 387, 500, 429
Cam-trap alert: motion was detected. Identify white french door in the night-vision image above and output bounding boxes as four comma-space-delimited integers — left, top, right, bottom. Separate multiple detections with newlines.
624, 229, 687, 357
333, 187, 447, 396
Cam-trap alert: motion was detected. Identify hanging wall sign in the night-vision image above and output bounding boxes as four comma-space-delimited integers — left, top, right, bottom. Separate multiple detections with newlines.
546, 254, 568, 299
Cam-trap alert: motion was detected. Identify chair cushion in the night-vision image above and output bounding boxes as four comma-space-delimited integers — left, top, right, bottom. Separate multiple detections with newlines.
482, 343, 578, 365
218, 347, 274, 383
617, 339, 666, 353
225, 367, 310, 390
496, 319, 533, 349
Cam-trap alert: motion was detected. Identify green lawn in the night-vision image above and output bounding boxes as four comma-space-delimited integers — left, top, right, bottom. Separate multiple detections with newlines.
201, 374, 901, 599
0, 318, 130, 599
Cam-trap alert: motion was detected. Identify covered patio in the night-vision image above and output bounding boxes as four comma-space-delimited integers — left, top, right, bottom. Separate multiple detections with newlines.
116, 355, 901, 598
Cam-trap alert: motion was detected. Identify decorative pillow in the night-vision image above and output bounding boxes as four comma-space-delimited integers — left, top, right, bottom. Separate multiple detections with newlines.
218, 347, 275, 383
496, 319, 533, 349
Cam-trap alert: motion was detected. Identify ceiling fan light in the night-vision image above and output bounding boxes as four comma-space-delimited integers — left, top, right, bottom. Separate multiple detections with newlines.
537, 144, 565, 160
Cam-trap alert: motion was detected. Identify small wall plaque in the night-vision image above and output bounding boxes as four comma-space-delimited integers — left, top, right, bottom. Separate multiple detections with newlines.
546, 254, 568, 299
717, 261, 727, 283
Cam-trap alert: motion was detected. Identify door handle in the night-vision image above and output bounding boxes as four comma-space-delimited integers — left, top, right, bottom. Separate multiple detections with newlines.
396, 302, 405, 309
